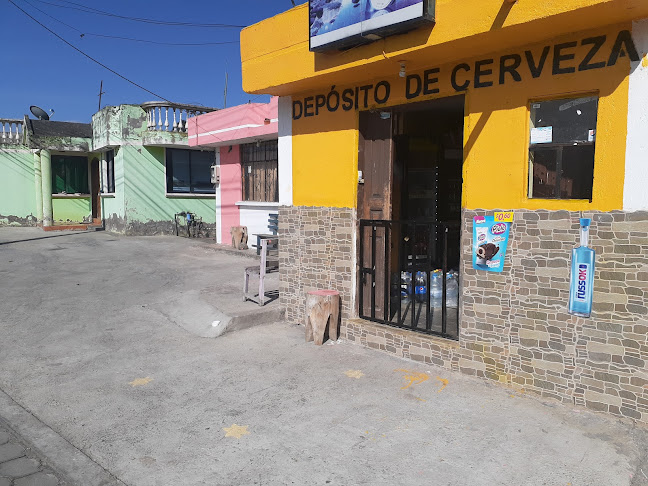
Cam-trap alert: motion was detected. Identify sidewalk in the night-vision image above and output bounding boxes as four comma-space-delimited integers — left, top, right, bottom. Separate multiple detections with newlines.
0, 423, 62, 486
0, 227, 647, 485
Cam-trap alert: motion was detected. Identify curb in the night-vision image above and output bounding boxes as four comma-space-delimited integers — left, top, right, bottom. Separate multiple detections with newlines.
198, 242, 261, 260
228, 306, 286, 334
0, 389, 125, 486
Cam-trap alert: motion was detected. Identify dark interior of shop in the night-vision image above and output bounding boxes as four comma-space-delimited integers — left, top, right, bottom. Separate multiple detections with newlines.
358, 95, 465, 339
392, 96, 464, 269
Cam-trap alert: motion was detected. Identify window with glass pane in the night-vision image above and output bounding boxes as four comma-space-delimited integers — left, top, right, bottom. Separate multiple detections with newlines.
51, 155, 89, 194
241, 140, 278, 202
189, 151, 215, 193
166, 149, 215, 194
104, 149, 115, 193
528, 96, 598, 200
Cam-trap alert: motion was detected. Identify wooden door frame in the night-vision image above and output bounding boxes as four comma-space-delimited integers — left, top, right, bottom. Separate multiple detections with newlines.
355, 95, 467, 337
356, 110, 394, 319
90, 157, 101, 222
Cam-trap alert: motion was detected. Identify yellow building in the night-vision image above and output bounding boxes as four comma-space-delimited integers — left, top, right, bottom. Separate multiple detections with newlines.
242, 0, 648, 423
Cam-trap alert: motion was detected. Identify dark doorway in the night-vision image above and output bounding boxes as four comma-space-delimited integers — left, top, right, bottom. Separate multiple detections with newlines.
90, 157, 101, 222
358, 96, 464, 339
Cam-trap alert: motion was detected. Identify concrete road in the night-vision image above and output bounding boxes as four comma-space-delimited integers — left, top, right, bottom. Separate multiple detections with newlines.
0, 227, 647, 486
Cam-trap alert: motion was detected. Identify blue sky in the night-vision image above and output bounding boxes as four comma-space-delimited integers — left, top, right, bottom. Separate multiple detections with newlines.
2, 1, 302, 122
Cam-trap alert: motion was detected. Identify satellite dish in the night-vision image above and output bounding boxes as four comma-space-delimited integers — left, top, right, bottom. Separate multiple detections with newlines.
30, 105, 50, 121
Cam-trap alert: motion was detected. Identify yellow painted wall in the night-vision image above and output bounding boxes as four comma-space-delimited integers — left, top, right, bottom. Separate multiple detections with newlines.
293, 110, 359, 208
288, 24, 631, 211
241, 0, 648, 96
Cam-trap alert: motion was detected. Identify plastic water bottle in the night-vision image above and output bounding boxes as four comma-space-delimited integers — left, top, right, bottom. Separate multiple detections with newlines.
400, 272, 412, 304
414, 271, 427, 303
445, 273, 459, 308
429, 271, 443, 308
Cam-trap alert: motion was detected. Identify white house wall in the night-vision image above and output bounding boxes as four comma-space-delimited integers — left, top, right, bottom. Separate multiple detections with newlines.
238, 204, 279, 249
624, 18, 648, 211
278, 96, 293, 207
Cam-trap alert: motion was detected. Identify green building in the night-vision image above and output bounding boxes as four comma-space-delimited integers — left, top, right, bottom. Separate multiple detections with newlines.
0, 102, 218, 234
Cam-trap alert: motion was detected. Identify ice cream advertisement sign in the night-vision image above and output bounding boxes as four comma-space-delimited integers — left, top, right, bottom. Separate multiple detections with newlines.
472, 215, 512, 273
309, 0, 435, 52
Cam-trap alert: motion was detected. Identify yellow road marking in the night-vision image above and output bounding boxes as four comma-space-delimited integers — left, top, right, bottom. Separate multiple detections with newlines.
394, 369, 429, 389
128, 377, 153, 387
344, 370, 365, 379
223, 424, 250, 439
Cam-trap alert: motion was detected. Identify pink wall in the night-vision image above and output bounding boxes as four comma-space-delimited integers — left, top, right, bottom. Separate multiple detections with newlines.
188, 97, 278, 147
219, 145, 242, 243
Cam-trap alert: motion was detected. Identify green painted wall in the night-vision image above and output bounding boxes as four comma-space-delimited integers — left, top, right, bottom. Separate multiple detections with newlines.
123, 145, 215, 225
93, 104, 188, 152
53, 197, 91, 223
92, 104, 214, 233
0, 148, 37, 220
29, 136, 91, 153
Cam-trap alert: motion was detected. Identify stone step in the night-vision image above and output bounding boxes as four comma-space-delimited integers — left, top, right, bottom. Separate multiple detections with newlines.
42, 223, 102, 232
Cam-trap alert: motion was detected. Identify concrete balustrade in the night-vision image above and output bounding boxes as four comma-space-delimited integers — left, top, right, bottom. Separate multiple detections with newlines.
0, 119, 23, 144
141, 102, 217, 133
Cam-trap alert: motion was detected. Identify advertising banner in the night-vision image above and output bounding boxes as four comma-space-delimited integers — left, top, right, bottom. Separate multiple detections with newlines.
472, 215, 511, 273
309, 0, 434, 52
568, 218, 595, 317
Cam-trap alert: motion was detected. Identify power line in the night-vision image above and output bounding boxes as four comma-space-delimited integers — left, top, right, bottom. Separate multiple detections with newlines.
22, 0, 240, 45
23, 0, 81, 32
30, 0, 246, 28
79, 33, 239, 47
8, 0, 173, 103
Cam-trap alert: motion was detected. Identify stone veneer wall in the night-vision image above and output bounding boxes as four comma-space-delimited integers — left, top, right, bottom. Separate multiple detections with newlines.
341, 209, 647, 423
278, 206, 355, 325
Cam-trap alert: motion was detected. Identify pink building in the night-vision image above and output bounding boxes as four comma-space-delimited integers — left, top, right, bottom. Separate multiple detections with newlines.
188, 97, 279, 245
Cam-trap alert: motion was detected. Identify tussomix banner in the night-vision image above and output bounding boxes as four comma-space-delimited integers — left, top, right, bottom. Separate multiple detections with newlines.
309, 0, 435, 52
568, 219, 595, 317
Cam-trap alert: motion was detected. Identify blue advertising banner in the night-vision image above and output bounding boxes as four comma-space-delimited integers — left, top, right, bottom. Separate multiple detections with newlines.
472, 215, 511, 273
568, 218, 595, 317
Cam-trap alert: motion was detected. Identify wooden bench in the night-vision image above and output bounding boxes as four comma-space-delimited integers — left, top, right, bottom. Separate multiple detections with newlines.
254, 213, 278, 255
243, 237, 279, 306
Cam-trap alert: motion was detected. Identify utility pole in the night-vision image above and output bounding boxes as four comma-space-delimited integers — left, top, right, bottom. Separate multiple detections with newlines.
98, 80, 105, 111
223, 71, 228, 109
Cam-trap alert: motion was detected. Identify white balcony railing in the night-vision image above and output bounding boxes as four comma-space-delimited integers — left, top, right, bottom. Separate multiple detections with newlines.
141, 102, 217, 133
0, 119, 23, 144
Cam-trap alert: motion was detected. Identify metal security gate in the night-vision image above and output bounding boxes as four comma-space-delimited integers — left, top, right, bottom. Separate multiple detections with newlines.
359, 219, 460, 340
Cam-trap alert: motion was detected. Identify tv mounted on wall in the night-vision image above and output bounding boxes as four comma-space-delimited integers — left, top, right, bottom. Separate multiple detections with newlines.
309, 0, 435, 52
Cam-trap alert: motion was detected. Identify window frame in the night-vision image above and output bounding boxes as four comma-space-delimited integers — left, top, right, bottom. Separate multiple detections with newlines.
165, 148, 215, 196
101, 149, 115, 194
51, 154, 90, 195
527, 94, 599, 202
240, 140, 279, 203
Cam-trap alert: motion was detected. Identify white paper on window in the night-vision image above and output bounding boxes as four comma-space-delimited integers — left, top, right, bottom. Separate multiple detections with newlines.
530, 126, 553, 144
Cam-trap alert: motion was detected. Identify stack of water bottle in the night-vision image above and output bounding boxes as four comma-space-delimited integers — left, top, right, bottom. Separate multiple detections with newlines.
401, 270, 458, 308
